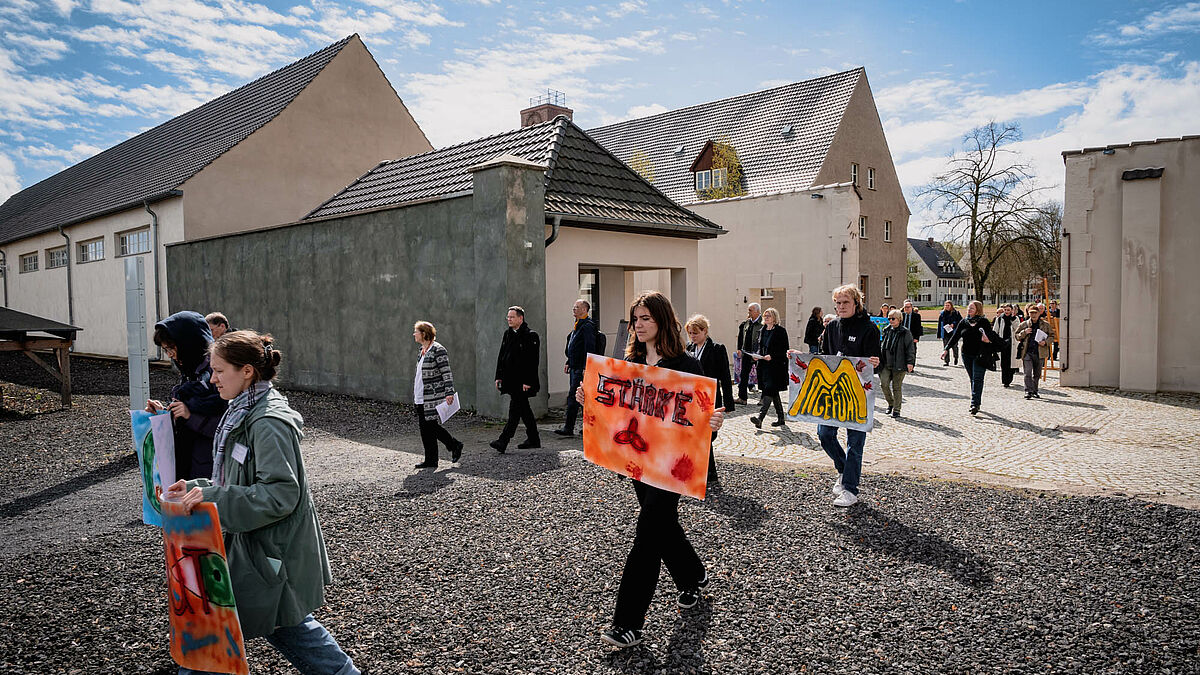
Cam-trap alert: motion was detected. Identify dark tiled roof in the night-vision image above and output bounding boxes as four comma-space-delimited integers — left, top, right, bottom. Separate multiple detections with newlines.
305, 117, 722, 238
0, 306, 80, 340
586, 69, 862, 205
908, 238, 965, 279
0, 36, 355, 245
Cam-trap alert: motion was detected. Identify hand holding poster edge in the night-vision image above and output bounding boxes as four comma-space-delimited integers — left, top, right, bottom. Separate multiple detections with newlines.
580, 354, 717, 500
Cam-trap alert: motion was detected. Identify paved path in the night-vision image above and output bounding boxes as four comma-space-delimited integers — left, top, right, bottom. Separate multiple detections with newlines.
715, 339, 1200, 508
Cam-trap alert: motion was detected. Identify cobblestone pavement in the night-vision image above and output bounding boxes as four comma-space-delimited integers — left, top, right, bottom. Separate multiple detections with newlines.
716, 339, 1200, 508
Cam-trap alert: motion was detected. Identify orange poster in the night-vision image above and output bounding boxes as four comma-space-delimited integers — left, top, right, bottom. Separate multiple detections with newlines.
161, 500, 250, 675
581, 354, 717, 499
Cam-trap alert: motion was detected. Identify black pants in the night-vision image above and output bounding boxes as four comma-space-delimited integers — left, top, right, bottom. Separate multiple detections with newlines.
707, 431, 718, 483
415, 406, 458, 465
737, 355, 755, 400
757, 391, 785, 422
499, 392, 538, 444
613, 481, 704, 631
563, 368, 584, 432
999, 342, 1016, 386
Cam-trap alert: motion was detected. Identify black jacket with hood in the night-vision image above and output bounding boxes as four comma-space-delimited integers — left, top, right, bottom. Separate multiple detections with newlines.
156, 311, 227, 481
820, 309, 883, 359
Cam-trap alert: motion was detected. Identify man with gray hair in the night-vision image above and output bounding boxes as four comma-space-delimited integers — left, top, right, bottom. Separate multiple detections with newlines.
736, 303, 763, 404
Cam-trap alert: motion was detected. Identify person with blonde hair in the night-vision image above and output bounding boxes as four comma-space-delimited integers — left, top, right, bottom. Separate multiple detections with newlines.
942, 300, 1001, 415
817, 284, 881, 507
685, 314, 734, 485
750, 307, 789, 429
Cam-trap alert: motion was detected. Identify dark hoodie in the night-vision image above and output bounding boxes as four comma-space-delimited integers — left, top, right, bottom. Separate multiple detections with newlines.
155, 311, 227, 480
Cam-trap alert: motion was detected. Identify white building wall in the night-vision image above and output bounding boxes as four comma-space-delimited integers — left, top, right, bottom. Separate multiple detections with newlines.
1, 196, 184, 357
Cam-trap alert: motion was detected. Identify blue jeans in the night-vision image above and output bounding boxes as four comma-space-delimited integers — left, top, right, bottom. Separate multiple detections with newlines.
817, 425, 866, 495
179, 614, 359, 675
808, 344, 819, 354
962, 354, 987, 408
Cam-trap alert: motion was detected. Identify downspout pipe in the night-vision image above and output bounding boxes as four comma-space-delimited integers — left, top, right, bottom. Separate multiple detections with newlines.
144, 200, 163, 361
1061, 231, 1070, 372
545, 214, 562, 247
57, 225, 74, 325
0, 249, 7, 307
840, 244, 847, 284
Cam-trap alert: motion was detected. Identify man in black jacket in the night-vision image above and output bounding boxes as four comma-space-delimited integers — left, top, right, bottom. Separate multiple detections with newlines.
491, 306, 541, 453
817, 285, 881, 508
554, 299, 596, 437
901, 300, 924, 362
735, 303, 763, 403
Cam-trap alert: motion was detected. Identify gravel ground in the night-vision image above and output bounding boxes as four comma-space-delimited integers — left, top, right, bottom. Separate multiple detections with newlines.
2, 355, 1198, 674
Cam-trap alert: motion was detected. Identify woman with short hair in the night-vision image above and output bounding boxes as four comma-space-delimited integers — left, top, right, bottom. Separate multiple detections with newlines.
879, 309, 916, 418
685, 314, 734, 485
412, 321, 464, 468
750, 307, 789, 429
942, 300, 1001, 415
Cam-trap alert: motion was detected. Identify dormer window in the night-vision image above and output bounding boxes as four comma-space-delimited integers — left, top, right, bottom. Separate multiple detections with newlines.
695, 170, 712, 191
691, 138, 744, 199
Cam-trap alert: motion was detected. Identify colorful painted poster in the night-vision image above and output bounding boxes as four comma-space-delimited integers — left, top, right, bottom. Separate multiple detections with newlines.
732, 350, 758, 386
130, 410, 175, 527
581, 354, 717, 500
870, 316, 889, 338
162, 500, 249, 675
786, 353, 876, 432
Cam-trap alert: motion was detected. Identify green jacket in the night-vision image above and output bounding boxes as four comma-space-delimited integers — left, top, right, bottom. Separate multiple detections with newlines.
187, 388, 332, 638
1015, 317, 1054, 361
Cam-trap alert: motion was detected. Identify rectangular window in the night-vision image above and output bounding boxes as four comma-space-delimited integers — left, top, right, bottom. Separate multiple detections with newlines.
711, 167, 727, 189
851, 163, 859, 186
884, 276, 892, 298
859, 216, 868, 238
858, 275, 869, 300
922, 279, 931, 288
884, 220, 892, 242
578, 268, 600, 332
19, 252, 38, 273
78, 237, 104, 263
46, 247, 68, 269
694, 170, 712, 191
867, 167, 876, 190
119, 227, 151, 256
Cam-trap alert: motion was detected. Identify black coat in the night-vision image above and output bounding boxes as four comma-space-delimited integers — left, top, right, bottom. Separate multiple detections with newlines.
495, 322, 541, 395
154, 311, 227, 481
737, 317, 763, 353
820, 310, 883, 359
880, 325, 916, 372
803, 315, 824, 346
564, 316, 597, 371
689, 338, 735, 412
945, 316, 1001, 359
937, 309, 963, 339
901, 310, 924, 340
756, 325, 790, 393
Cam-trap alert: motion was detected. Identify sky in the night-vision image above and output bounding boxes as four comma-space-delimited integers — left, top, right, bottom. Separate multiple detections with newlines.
0, 0, 1197, 235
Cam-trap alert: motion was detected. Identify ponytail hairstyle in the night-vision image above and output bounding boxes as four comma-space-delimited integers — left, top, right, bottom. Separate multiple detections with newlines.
625, 291, 685, 360
210, 330, 282, 383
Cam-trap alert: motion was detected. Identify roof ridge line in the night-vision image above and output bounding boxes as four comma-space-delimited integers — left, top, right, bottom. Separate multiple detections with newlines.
543, 115, 571, 185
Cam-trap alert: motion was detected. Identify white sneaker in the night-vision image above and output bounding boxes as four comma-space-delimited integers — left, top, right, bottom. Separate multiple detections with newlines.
832, 474, 845, 496
833, 491, 859, 507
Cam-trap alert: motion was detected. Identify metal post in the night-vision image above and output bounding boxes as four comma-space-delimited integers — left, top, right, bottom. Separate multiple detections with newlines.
125, 256, 150, 411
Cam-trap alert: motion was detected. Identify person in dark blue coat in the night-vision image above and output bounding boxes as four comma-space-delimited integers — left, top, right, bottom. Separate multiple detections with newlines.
555, 299, 596, 437
145, 310, 228, 481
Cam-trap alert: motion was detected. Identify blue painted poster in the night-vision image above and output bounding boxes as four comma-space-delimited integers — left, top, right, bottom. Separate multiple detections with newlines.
130, 410, 175, 527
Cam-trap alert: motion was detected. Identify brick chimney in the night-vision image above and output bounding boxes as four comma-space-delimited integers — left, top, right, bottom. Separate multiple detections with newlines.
521, 89, 572, 127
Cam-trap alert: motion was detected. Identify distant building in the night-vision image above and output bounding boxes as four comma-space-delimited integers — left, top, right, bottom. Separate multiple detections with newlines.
166, 118, 722, 415
907, 237, 967, 306
587, 68, 909, 350
1060, 135, 1200, 392
0, 35, 431, 357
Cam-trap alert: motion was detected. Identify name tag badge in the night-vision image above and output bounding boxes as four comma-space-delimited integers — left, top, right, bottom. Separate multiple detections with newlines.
232, 442, 249, 464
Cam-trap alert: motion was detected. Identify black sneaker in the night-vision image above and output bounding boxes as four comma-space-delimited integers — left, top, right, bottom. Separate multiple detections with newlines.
1032, 393, 1040, 399
771, 419, 787, 427
517, 438, 541, 449
552, 428, 574, 437
886, 406, 893, 415
678, 570, 710, 608
415, 462, 437, 469
601, 627, 643, 648
750, 416, 762, 429
891, 410, 900, 418
489, 440, 506, 454
969, 406, 979, 415
451, 441, 464, 463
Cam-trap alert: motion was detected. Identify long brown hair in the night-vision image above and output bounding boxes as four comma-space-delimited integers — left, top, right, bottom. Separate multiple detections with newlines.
624, 291, 685, 361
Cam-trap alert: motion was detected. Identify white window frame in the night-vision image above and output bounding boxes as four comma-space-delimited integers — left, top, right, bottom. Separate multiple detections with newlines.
884, 276, 892, 298
78, 237, 104, 263
695, 169, 712, 191
867, 167, 876, 190
859, 216, 868, 238
711, 167, 727, 189
118, 227, 151, 256
46, 246, 68, 269
19, 252, 38, 273
884, 220, 892, 242
851, 163, 859, 186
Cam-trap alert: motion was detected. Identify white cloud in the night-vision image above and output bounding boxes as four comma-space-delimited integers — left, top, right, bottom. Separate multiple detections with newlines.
670, 31, 696, 41
0, 149, 20, 202
4, 32, 70, 64
1096, 1, 1200, 44
289, 4, 312, 16
609, 1, 647, 18
48, 0, 77, 17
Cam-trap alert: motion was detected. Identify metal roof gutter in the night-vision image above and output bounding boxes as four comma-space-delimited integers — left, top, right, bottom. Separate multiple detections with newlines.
0, 189, 183, 246
547, 212, 724, 240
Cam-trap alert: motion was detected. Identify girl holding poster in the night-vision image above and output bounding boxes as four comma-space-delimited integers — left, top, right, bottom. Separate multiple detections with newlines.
579, 292, 725, 649
165, 331, 359, 675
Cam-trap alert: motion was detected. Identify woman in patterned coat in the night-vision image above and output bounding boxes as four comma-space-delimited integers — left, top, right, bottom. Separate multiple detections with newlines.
412, 321, 464, 468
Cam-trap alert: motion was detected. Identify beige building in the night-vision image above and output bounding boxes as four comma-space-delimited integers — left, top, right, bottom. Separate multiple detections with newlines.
1060, 135, 1200, 392
587, 68, 910, 351
0, 35, 430, 357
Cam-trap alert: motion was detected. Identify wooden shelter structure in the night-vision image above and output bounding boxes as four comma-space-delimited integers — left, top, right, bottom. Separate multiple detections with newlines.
0, 307, 80, 406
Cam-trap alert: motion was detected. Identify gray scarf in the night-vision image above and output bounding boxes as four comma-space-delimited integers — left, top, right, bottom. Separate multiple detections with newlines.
211, 381, 272, 486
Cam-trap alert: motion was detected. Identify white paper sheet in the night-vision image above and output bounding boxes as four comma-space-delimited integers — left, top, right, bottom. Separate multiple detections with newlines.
436, 396, 460, 424
1035, 329, 1048, 343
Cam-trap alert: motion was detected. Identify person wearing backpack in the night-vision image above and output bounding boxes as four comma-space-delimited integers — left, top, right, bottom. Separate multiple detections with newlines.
555, 299, 598, 437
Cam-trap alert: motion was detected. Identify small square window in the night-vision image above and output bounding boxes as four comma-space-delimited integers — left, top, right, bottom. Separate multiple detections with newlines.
78, 238, 104, 263
46, 247, 68, 269
859, 216, 868, 238
867, 167, 876, 190
20, 252, 38, 273
695, 170, 712, 191
884, 220, 892, 242
119, 228, 151, 256
851, 163, 859, 186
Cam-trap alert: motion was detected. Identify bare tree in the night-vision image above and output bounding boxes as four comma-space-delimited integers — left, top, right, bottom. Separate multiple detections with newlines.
919, 123, 1048, 301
